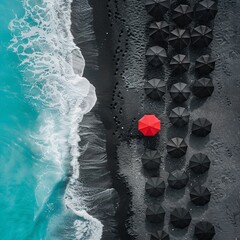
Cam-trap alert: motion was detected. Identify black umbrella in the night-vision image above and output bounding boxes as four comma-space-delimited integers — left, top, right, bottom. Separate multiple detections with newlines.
146, 204, 165, 223
167, 137, 188, 158
149, 21, 169, 42
168, 170, 189, 189
195, 0, 218, 24
170, 54, 190, 74
170, 82, 191, 103
190, 186, 211, 206
145, 0, 170, 19
192, 77, 214, 98
191, 25, 213, 48
142, 149, 161, 170
194, 221, 215, 240
192, 118, 212, 137
169, 28, 191, 50
150, 230, 169, 240
146, 46, 167, 67
195, 54, 215, 75
146, 178, 165, 197
144, 79, 166, 100
170, 208, 192, 229
189, 153, 211, 174
169, 107, 190, 127
172, 4, 193, 26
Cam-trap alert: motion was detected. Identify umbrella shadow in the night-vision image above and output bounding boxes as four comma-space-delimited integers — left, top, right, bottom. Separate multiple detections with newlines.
165, 186, 186, 202
189, 95, 208, 111
164, 154, 187, 173
168, 223, 189, 238
187, 201, 209, 218
145, 219, 164, 235
189, 134, 210, 151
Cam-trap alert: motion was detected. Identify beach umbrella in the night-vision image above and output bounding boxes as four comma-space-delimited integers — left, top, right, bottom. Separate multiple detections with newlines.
169, 28, 191, 50
191, 25, 213, 47
195, 54, 215, 75
144, 79, 166, 100
138, 115, 161, 136
170, 82, 191, 103
150, 230, 169, 240
145, 178, 165, 197
146, 204, 165, 223
168, 170, 189, 189
170, 54, 190, 74
194, 221, 215, 240
170, 208, 192, 229
149, 21, 169, 42
146, 46, 167, 67
190, 186, 211, 206
195, 0, 218, 23
189, 153, 211, 174
172, 4, 193, 26
142, 149, 161, 170
192, 77, 214, 98
145, 0, 170, 19
167, 137, 188, 158
192, 118, 212, 137
169, 107, 189, 127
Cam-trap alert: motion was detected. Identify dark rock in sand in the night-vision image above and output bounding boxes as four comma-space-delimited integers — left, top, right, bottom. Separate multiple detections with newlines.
194, 221, 215, 240
192, 118, 212, 137
170, 207, 192, 229
168, 170, 189, 190
190, 185, 211, 206
189, 153, 211, 174
145, 177, 165, 197
146, 204, 165, 223
172, 4, 193, 27
169, 107, 189, 127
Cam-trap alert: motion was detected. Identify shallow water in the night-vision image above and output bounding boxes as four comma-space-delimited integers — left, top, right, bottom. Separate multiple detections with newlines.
0, 0, 102, 239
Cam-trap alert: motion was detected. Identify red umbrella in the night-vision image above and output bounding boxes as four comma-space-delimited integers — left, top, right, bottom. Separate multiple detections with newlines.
138, 115, 161, 136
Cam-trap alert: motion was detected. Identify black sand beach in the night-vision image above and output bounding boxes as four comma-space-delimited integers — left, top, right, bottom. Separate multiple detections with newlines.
72, 0, 240, 239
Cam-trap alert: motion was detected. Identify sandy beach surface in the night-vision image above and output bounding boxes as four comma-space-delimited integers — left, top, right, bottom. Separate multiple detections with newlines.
72, 0, 240, 239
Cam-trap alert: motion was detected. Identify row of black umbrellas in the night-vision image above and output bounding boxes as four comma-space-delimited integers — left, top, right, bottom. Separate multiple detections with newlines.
150, 220, 215, 240
146, 0, 217, 25
142, 150, 211, 174
145, 79, 214, 101
148, 25, 213, 53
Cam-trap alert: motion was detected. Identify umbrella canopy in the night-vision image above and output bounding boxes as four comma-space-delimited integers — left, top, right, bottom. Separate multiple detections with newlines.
192, 77, 214, 98
172, 4, 193, 26
169, 107, 189, 127
149, 21, 169, 42
169, 28, 191, 50
146, 204, 165, 223
190, 186, 211, 206
167, 137, 188, 158
195, 0, 218, 23
168, 170, 189, 189
145, 0, 170, 19
192, 118, 212, 137
142, 149, 161, 170
150, 230, 169, 240
138, 115, 161, 136
195, 54, 215, 75
144, 79, 166, 100
146, 46, 167, 67
170, 208, 192, 229
170, 82, 191, 103
191, 25, 213, 47
170, 54, 190, 74
194, 221, 215, 240
189, 153, 211, 174
145, 178, 165, 197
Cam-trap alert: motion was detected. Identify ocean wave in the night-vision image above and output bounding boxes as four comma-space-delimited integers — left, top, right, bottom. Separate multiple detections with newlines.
9, 0, 102, 239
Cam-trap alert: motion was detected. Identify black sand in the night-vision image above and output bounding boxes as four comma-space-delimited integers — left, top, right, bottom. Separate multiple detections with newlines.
72, 0, 240, 239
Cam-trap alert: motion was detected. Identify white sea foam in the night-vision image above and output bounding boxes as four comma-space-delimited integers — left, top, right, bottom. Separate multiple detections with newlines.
9, 0, 103, 239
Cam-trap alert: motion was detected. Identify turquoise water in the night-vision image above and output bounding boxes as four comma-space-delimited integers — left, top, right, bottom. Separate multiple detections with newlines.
0, 0, 102, 239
